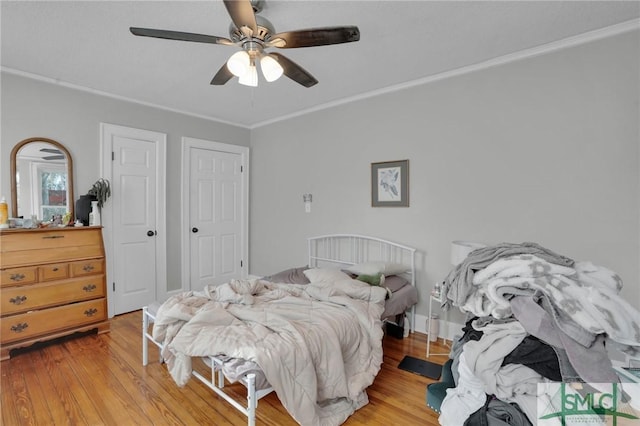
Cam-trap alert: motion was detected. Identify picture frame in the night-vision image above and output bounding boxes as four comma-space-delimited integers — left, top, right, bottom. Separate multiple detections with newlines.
371, 160, 409, 207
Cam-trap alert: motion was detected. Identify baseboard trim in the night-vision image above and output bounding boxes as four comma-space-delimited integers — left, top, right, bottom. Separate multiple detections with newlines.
414, 313, 463, 341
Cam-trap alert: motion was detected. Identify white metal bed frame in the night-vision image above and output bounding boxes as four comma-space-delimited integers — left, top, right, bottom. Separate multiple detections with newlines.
142, 234, 417, 426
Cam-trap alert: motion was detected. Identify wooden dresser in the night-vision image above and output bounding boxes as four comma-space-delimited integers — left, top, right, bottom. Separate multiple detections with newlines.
0, 226, 110, 360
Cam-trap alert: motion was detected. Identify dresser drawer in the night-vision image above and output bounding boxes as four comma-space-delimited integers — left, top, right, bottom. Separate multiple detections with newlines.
1, 276, 105, 315
0, 267, 37, 287
1, 298, 107, 344
1, 228, 104, 268
38, 263, 69, 281
1, 228, 101, 252
70, 259, 104, 277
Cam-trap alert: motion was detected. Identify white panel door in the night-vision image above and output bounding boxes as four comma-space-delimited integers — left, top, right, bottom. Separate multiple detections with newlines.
189, 147, 243, 291
181, 138, 248, 293
101, 124, 167, 315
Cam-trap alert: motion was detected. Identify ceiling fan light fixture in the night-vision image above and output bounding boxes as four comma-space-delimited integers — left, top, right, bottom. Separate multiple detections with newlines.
238, 63, 258, 87
260, 54, 283, 82
227, 50, 250, 77
130, 0, 361, 88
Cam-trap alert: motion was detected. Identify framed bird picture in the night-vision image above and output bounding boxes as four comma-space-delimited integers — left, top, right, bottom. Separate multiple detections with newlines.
371, 160, 409, 207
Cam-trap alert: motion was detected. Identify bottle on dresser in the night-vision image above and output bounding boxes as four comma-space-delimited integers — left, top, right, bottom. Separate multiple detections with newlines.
0, 196, 9, 229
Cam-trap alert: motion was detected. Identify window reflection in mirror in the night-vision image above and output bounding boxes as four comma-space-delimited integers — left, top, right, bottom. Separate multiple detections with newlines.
11, 138, 74, 221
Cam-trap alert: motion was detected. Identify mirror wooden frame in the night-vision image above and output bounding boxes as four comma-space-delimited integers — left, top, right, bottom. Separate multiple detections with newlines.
10, 137, 74, 220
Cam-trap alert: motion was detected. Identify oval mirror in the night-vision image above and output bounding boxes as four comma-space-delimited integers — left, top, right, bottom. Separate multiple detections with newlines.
10, 137, 74, 221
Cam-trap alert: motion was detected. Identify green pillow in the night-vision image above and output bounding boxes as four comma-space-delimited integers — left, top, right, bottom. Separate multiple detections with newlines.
356, 273, 385, 286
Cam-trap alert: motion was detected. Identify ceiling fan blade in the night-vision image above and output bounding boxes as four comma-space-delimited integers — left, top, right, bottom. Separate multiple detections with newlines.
210, 63, 234, 85
43, 155, 65, 161
40, 148, 62, 154
223, 0, 257, 37
269, 53, 318, 88
267, 26, 360, 49
130, 27, 233, 45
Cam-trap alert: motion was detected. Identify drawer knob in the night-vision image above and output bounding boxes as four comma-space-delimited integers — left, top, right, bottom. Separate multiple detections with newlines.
10, 273, 26, 282
83, 284, 97, 292
10, 323, 28, 333
82, 264, 95, 272
9, 295, 27, 305
84, 308, 98, 317
52, 267, 59, 272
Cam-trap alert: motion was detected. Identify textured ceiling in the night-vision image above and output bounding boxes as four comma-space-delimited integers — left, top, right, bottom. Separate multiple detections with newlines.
2, 1, 639, 128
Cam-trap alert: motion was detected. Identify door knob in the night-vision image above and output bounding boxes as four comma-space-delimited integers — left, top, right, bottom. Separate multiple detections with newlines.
192, 227, 199, 233
147, 230, 155, 237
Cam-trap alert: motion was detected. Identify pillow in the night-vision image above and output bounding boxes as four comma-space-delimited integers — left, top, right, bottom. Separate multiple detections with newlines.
263, 266, 310, 284
356, 273, 385, 286
384, 274, 410, 292
345, 261, 408, 276
303, 268, 352, 283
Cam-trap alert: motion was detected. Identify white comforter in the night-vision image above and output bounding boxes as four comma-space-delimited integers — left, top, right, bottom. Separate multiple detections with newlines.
153, 278, 388, 426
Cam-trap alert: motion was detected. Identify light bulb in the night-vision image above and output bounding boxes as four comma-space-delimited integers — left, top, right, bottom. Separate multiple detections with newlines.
260, 54, 283, 82
227, 51, 250, 77
238, 64, 258, 87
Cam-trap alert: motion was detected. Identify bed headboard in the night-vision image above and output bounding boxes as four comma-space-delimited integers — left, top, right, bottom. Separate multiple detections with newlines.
307, 234, 418, 332
307, 234, 416, 285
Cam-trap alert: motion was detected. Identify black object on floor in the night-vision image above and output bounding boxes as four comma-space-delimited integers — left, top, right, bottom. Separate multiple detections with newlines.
385, 321, 404, 339
398, 355, 442, 379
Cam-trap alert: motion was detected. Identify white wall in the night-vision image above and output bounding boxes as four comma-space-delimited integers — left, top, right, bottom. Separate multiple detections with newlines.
1, 73, 251, 292
249, 30, 640, 322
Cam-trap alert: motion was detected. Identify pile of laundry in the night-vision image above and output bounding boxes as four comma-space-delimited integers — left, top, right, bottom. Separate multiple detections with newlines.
437, 242, 640, 425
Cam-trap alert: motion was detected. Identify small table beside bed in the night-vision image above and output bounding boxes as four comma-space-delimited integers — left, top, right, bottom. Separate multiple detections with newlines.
142, 234, 418, 426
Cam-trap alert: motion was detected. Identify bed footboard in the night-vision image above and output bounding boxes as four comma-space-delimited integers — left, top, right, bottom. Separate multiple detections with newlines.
193, 357, 274, 426
141, 306, 274, 426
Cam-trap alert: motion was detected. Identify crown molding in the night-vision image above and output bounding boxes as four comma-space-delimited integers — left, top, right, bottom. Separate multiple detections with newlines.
2, 18, 638, 130
0, 66, 249, 129
251, 18, 640, 129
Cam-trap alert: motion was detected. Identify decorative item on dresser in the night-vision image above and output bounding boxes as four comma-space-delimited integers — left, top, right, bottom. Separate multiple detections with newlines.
0, 226, 110, 360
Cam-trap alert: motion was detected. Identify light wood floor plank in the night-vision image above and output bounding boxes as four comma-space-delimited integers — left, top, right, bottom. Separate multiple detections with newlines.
101, 334, 203, 425
26, 350, 72, 425
48, 343, 105, 425
64, 337, 145, 425
12, 353, 53, 425
6, 354, 37, 424
0, 365, 22, 426
0, 310, 447, 425
37, 341, 92, 424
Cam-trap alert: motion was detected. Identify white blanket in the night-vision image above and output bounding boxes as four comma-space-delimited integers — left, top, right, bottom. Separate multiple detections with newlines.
462, 254, 640, 347
153, 278, 388, 426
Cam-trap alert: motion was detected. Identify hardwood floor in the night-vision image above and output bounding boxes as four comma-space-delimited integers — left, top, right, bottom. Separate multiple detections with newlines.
1, 310, 450, 425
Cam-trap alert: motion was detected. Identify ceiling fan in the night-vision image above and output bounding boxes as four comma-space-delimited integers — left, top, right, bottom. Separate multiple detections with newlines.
130, 0, 360, 88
